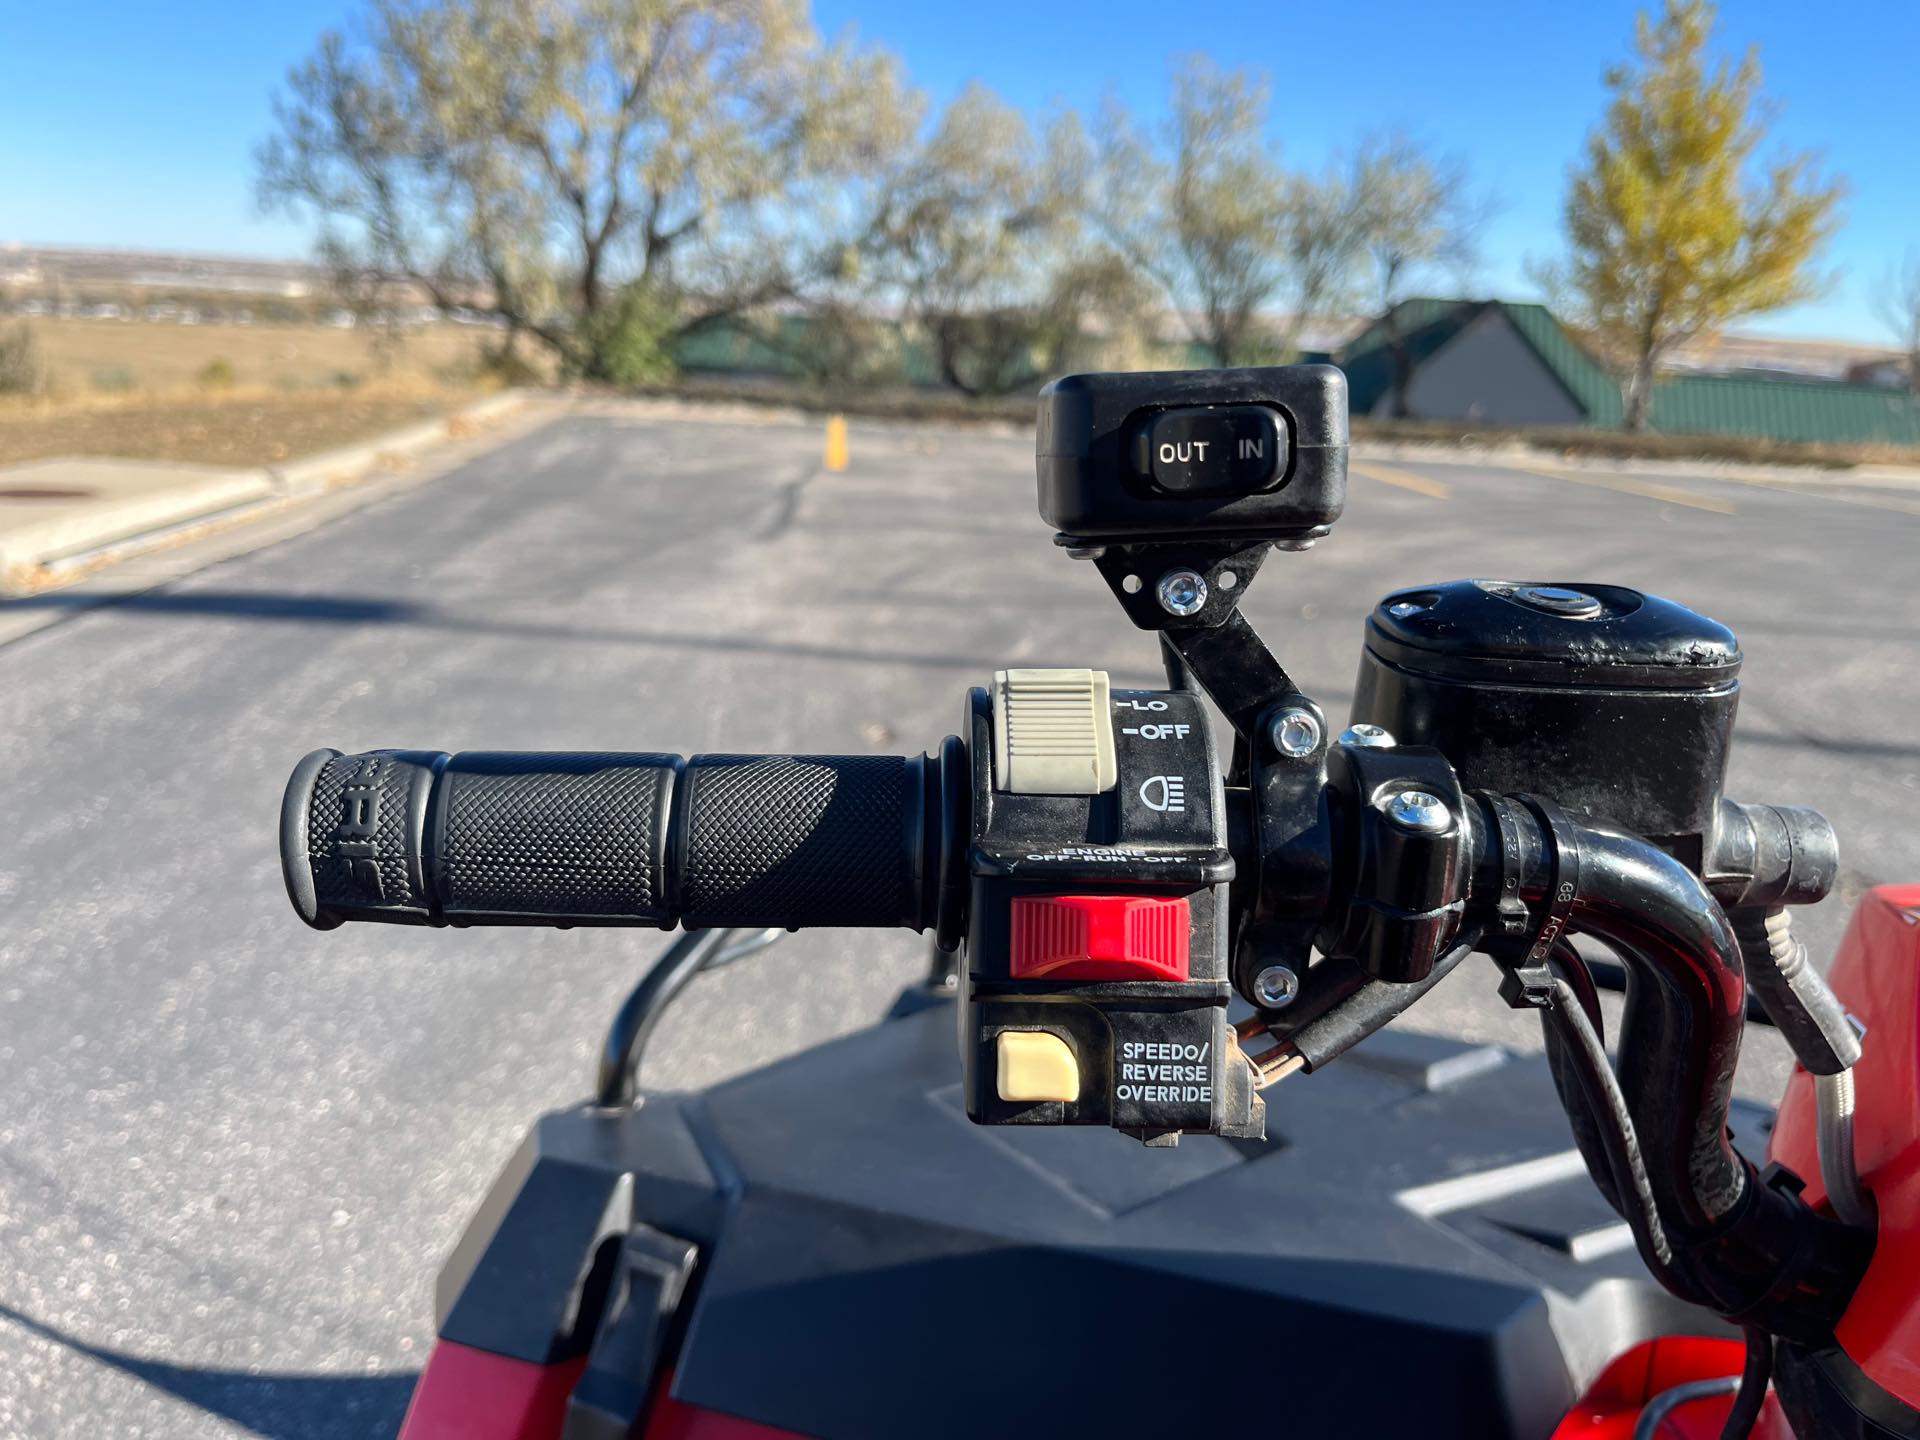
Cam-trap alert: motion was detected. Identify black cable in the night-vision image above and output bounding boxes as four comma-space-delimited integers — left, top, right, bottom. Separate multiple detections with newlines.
1543, 942, 1624, 1215
1719, 1327, 1772, 1440
1287, 929, 1483, 1071
1632, 1379, 1737, 1440
1730, 906, 1859, 1075
1549, 939, 1604, 1043
1541, 974, 1692, 1295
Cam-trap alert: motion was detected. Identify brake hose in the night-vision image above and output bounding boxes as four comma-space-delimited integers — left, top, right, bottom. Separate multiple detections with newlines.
1815, 1069, 1874, 1230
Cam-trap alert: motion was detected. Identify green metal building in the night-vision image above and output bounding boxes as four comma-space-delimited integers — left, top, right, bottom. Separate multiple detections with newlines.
1337, 298, 1920, 447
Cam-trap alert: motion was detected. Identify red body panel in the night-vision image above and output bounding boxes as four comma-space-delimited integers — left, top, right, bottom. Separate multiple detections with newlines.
398, 1346, 805, 1440
1550, 1337, 1792, 1439
1769, 883, 1920, 1410
645, 1391, 807, 1439
397, 1342, 586, 1440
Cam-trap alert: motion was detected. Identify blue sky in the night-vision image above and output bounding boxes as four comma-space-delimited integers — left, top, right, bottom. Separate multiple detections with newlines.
2, 0, 1912, 342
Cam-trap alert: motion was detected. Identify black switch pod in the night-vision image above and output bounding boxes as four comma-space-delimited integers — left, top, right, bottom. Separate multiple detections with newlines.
1035, 364, 1346, 543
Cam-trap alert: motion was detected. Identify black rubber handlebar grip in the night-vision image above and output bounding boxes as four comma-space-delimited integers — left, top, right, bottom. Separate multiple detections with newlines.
281, 748, 944, 932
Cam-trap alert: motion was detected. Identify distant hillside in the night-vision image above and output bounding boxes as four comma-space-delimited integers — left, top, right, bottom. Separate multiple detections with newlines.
0, 244, 334, 298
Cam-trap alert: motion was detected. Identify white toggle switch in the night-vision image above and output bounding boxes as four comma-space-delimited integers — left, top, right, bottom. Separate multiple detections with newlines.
992, 668, 1118, 794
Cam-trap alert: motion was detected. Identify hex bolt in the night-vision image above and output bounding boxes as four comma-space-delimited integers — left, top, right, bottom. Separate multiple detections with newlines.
1380, 789, 1451, 834
1268, 707, 1322, 759
1339, 723, 1396, 749
1156, 568, 1209, 617
1253, 964, 1301, 1009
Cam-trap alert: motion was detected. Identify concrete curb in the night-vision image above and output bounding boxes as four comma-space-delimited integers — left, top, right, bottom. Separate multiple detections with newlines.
1, 391, 532, 587
0, 460, 279, 574
0, 395, 558, 631
0, 395, 533, 587
1352, 435, 1920, 490
268, 389, 529, 498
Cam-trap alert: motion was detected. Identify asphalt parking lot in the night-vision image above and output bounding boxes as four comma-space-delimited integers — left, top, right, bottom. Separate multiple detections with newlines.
3, 403, 1917, 1436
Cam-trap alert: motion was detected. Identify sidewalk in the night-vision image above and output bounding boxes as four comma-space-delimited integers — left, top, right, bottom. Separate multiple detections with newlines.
0, 390, 528, 593
0, 458, 277, 574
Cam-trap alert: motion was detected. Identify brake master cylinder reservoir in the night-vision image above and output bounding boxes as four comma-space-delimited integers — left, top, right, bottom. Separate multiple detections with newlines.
1350, 580, 1742, 870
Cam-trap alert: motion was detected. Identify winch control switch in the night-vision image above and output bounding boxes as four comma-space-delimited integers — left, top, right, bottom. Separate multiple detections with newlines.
960, 677, 1263, 1144
1133, 405, 1285, 496
1035, 364, 1345, 543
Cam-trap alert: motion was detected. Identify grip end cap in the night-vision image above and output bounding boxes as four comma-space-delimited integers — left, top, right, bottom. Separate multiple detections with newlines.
282, 748, 344, 930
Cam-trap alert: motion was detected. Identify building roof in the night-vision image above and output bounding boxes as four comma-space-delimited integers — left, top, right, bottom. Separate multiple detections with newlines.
1338, 298, 1624, 422
1338, 298, 1920, 446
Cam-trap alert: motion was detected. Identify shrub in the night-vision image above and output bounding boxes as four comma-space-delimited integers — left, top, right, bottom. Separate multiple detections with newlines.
574, 286, 676, 386
197, 357, 237, 388
90, 366, 137, 393
438, 337, 546, 389
0, 322, 43, 394
477, 339, 545, 388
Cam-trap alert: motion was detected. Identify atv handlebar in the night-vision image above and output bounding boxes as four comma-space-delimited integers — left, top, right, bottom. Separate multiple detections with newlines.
281, 747, 952, 933
272, 358, 1878, 1356
278, 730, 1868, 1343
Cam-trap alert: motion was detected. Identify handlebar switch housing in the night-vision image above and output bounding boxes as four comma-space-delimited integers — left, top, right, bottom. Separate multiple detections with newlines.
957, 682, 1263, 1144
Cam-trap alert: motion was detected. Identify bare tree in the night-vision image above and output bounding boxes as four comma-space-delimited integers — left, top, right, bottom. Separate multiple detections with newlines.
1876, 251, 1920, 392
1347, 132, 1488, 416
259, 0, 917, 381
867, 86, 1073, 395
777, 90, 1121, 397
1085, 60, 1281, 365
1081, 58, 1378, 367
1268, 163, 1369, 361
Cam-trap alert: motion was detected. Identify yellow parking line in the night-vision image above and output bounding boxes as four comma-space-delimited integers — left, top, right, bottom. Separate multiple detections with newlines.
1728, 478, 1920, 516
1516, 467, 1736, 515
1351, 461, 1451, 499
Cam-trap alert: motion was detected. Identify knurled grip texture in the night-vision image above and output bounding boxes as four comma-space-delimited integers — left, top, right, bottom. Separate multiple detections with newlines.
678, 755, 915, 928
281, 748, 931, 933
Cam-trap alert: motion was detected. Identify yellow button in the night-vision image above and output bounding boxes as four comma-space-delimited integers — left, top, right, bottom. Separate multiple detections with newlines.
996, 1031, 1080, 1103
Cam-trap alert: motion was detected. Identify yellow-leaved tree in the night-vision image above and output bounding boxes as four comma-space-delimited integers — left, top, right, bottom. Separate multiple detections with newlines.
1550, 0, 1843, 430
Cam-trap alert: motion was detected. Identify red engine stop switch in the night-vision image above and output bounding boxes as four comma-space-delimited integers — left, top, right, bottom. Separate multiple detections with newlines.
1009, 895, 1191, 982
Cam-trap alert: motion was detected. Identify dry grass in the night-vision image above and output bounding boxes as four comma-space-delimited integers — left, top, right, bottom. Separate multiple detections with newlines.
24, 315, 496, 394
0, 389, 470, 468
0, 317, 524, 468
